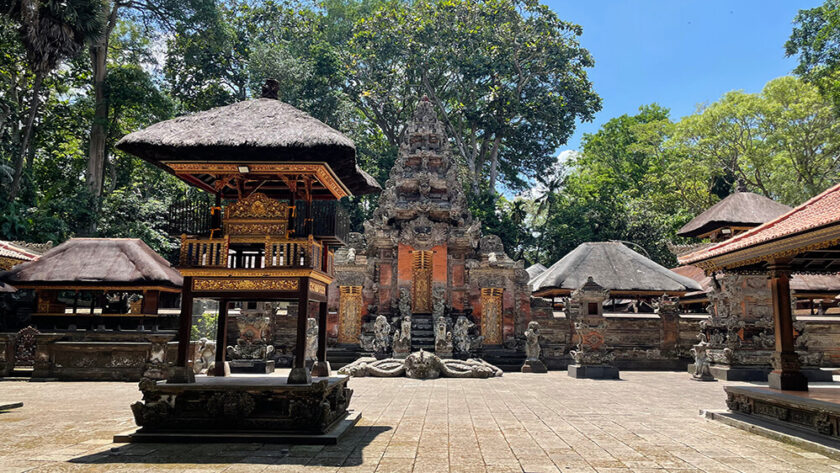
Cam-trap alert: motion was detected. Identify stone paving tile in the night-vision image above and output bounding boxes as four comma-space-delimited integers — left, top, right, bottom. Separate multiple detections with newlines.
1, 372, 839, 472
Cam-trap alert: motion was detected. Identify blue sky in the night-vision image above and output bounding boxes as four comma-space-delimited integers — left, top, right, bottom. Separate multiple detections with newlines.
544, 0, 822, 154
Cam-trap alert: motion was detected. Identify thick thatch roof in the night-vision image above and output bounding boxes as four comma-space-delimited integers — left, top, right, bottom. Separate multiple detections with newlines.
531, 242, 702, 295
0, 238, 182, 289
526, 263, 547, 281
116, 98, 380, 196
677, 191, 791, 238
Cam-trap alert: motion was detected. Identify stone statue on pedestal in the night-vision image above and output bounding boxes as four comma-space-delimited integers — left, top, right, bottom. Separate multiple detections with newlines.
373, 314, 391, 357
453, 315, 482, 354
304, 318, 318, 363
226, 303, 276, 373
521, 321, 547, 373
690, 333, 715, 381
393, 316, 412, 359
434, 316, 453, 358
193, 337, 216, 374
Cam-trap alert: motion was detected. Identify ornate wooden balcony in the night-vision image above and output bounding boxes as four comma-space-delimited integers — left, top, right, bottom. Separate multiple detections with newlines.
178, 235, 334, 277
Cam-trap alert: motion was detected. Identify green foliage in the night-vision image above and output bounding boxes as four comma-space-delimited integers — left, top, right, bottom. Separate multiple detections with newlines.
191, 311, 219, 341
786, 0, 840, 110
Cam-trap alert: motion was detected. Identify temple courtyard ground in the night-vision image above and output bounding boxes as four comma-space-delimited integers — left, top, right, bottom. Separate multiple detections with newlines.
2, 371, 840, 472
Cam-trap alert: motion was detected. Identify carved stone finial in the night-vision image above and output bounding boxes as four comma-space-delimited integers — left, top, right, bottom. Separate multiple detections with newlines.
261, 79, 280, 99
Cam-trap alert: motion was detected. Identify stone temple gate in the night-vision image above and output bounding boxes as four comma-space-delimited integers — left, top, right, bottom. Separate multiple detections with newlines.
327, 98, 531, 356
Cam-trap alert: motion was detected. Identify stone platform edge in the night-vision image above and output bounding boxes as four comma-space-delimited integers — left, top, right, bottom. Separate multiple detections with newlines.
703, 409, 840, 461
113, 411, 361, 445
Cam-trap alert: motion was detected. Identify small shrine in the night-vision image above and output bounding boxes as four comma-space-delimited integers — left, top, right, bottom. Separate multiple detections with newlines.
112, 79, 380, 442
329, 98, 531, 361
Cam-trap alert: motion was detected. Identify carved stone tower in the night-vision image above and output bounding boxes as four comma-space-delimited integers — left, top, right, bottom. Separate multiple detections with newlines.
330, 98, 531, 354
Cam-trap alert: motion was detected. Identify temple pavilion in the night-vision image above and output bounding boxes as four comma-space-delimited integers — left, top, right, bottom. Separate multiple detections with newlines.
531, 241, 702, 304
682, 182, 840, 441
114, 80, 380, 442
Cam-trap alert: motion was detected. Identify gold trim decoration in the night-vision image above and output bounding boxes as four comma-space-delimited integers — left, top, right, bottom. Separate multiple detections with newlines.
178, 268, 333, 284
193, 278, 299, 292
166, 162, 350, 199
309, 281, 326, 295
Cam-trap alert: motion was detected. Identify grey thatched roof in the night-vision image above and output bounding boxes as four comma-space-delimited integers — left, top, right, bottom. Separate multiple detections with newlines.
116, 98, 380, 196
677, 191, 791, 238
0, 238, 182, 289
531, 242, 702, 294
526, 263, 547, 281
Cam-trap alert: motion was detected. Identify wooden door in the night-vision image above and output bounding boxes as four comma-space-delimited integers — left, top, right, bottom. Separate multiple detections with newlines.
338, 286, 363, 343
480, 288, 503, 344
412, 251, 432, 313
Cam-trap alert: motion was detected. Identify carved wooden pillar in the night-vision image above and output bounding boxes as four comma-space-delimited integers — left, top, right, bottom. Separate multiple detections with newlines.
288, 277, 312, 384
768, 262, 807, 391
213, 299, 229, 377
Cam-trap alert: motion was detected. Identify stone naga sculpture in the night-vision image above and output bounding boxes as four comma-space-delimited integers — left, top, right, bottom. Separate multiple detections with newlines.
338, 349, 503, 379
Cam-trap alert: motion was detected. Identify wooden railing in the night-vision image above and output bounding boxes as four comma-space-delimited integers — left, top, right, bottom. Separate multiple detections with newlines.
178, 235, 328, 273
179, 235, 229, 267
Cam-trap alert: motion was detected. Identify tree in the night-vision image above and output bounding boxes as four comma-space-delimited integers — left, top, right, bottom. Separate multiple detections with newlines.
786, 0, 840, 110
348, 0, 601, 195
85, 0, 212, 232
2, 0, 105, 199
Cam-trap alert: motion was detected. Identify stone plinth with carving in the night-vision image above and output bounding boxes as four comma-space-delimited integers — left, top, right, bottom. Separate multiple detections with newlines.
567, 278, 619, 379
227, 302, 276, 374
338, 350, 502, 379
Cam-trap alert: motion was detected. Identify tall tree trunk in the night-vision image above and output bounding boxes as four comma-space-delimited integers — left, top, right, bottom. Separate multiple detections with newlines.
85, 2, 118, 234
487, 134, 502, 194
87, 38, 108, 201
9, 71, 43, 200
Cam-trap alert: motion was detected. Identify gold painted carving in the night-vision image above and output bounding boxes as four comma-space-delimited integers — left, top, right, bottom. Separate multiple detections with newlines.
192, 278, 299, 292
480, 288, 503, 345
412, 251, 432, 313
309, 281, 326, 295
37, 295, 51, 313
166, 162, 350, 199
338, 286, 363, 343
223, 193, 289, 237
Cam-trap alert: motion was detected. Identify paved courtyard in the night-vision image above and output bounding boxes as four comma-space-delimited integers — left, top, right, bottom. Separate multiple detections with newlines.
1, 371, 839, 472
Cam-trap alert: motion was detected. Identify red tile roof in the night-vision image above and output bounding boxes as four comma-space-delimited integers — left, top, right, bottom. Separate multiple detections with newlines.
0, 241, 39, 262
680, 183, 840, 266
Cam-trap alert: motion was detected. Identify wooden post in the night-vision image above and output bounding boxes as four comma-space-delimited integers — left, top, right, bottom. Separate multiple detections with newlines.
141, 290, 160, 315
288, 277, 311, 384
171, 276, 195, 383
213, 299, 229, 377
311, 294, 330, 377
768, 261, 808, 391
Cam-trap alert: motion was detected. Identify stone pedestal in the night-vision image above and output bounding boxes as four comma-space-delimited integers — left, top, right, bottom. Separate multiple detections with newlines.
311, 360, 331, 377
568, 364, 619, 379
521, 359, 547, 373
229, 359, 274, 374
287, 367, 312, 384
124, 376, 355, 444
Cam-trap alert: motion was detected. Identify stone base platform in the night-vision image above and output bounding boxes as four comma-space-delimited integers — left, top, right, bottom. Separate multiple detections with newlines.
115, 411, 361, 445
126, 376, 354, 443
229, 359, 275, 374
521, 360, 547, 373
724, 386, 840, 442
689, 364, 833, 383
568, 364, 619, 379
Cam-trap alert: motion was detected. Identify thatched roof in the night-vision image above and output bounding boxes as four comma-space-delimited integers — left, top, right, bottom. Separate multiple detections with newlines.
531, 242, 702, 295
526, 263, 547, 281
116, 98, 380, 196
0, 238, 182, 289
677, 191, 791, 238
